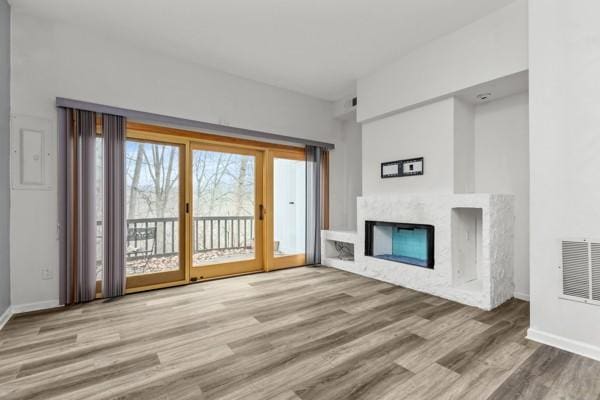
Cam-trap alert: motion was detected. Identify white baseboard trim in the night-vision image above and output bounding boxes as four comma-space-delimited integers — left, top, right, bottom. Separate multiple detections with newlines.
527, 328, 600, 362
11, 300, 61, 315
514, 292, 530, 301
0, 306, 13, 330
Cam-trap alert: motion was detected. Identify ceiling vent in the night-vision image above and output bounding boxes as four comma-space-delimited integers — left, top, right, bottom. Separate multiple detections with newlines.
333, 95, 357, 120
561, 239, 600, 304
476, 92, 492, 101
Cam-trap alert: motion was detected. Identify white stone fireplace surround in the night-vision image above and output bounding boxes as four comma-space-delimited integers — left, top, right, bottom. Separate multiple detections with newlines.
321, 194, 515, 310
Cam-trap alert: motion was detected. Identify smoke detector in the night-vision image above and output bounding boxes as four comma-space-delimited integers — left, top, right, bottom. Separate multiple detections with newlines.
476, 93, 492, 101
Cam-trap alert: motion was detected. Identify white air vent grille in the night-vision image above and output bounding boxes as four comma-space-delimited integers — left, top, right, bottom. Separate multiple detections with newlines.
591, 243, 600, 301
560, 239, 600, 305
562, 241, 590, 299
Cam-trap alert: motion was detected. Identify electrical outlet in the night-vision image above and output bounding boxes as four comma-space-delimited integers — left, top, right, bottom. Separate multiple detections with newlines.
41, 268, 53, 280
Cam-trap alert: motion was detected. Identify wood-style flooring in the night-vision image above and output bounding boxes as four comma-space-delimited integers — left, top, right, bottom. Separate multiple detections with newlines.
1, 266, 599, 400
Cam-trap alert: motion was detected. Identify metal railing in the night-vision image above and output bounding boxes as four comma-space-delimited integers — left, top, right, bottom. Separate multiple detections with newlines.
96, 216, 254, 259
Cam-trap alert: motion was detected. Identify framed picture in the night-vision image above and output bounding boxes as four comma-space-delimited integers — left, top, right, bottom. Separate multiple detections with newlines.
381, 157, 423, 178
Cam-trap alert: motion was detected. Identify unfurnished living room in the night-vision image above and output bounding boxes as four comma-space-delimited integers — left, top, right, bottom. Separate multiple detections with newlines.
1, 0, 600, 399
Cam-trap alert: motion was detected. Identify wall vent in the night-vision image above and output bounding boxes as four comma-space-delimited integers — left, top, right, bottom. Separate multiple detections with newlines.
561, 240, 600, 304
591, 243, 600, 301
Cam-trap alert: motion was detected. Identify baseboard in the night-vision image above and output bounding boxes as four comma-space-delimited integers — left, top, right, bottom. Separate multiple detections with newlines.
0, 306, 13, 330
527, 328, 600, 362
11, 300, 61, 315
514, 291, 530, 301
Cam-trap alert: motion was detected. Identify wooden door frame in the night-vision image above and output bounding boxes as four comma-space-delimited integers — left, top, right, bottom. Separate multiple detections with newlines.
124, 130, 190, 293
188, 142, 265, 280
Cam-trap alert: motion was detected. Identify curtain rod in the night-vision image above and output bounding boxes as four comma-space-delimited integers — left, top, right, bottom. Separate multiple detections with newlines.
56, 97, 335, 150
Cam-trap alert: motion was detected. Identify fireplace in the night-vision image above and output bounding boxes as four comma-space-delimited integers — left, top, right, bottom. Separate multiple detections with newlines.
365, 221, 434, 268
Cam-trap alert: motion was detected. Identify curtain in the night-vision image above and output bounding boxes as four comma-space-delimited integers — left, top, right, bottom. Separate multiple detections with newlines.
59, 109, 127, 305
62, 109, 97, 304
102, 114, 126, 298
306, 145, 327, 265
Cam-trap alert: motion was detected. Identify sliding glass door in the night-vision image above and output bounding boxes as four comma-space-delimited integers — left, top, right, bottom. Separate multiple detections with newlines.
121, 123, 310, 291
124, 133, 188, 290
189, 143, 264, 280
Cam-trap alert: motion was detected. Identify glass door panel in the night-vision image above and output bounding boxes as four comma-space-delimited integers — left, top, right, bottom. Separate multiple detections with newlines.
190, 143, 264, 279
124, 138, 186, 289
274, 158, 306, 256
269, 150, 306, 270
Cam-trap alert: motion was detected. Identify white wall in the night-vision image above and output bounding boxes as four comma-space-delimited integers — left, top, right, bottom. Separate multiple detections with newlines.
474, 92, 529, 299
528, 0, 600, 359
362, 98, 455, 196
0, 0, 10, 318
454, 98, 475, 194
340, 118, 362, 229
9, 11, 354, 309
357, 0, 528, 122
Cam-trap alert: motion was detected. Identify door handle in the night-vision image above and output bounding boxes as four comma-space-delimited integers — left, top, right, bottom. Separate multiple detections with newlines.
259, 204, 265, 220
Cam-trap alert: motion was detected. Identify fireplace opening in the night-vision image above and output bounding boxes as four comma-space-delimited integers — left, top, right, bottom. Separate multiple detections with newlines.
365, 221, 434, 268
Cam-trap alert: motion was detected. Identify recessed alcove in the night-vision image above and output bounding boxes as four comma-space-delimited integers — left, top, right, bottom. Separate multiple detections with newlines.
323, 230, 357, 265
451, 208, 483, 289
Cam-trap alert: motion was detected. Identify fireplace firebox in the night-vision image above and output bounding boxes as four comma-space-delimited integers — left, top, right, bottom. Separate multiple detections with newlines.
365, 221, 434, 268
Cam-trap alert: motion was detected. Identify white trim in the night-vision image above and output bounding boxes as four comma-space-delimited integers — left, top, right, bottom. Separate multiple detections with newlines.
527, 328, 600, 362
0, 306, 13, 330
11, 300, 61, 315
514, 291, 530, 301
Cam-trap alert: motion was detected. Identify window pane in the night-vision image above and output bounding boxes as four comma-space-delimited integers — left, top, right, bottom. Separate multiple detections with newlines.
192, 149, 256, 266
273, 158, 306, 256
125, 141, 181, 276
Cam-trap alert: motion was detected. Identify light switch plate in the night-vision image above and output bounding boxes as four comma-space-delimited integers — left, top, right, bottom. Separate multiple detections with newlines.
41, 268, 54, 280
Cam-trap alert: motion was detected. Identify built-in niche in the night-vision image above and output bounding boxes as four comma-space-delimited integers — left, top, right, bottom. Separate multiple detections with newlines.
324, 239, 355, 262
451, 208, 483, 290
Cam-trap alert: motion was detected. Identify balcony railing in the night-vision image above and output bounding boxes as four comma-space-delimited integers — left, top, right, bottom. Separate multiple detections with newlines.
96, 216, 254, 259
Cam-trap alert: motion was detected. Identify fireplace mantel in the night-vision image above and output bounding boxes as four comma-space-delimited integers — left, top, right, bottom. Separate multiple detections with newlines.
321, 193, 515, 310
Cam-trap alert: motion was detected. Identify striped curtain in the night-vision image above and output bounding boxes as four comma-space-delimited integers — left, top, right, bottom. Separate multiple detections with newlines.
58, 109, 126, 305
102, 114, 126, 298
63, 109, 97, 304
305, 145, 328, 265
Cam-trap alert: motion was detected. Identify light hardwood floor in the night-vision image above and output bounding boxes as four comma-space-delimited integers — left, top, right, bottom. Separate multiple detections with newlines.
1, 266, 599, 400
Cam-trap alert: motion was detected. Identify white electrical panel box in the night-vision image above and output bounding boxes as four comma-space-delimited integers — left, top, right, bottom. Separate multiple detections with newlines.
11, 115, 53, 190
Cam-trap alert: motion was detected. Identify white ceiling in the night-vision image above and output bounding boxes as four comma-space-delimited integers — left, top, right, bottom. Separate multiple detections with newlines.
9, 0, 517, 101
